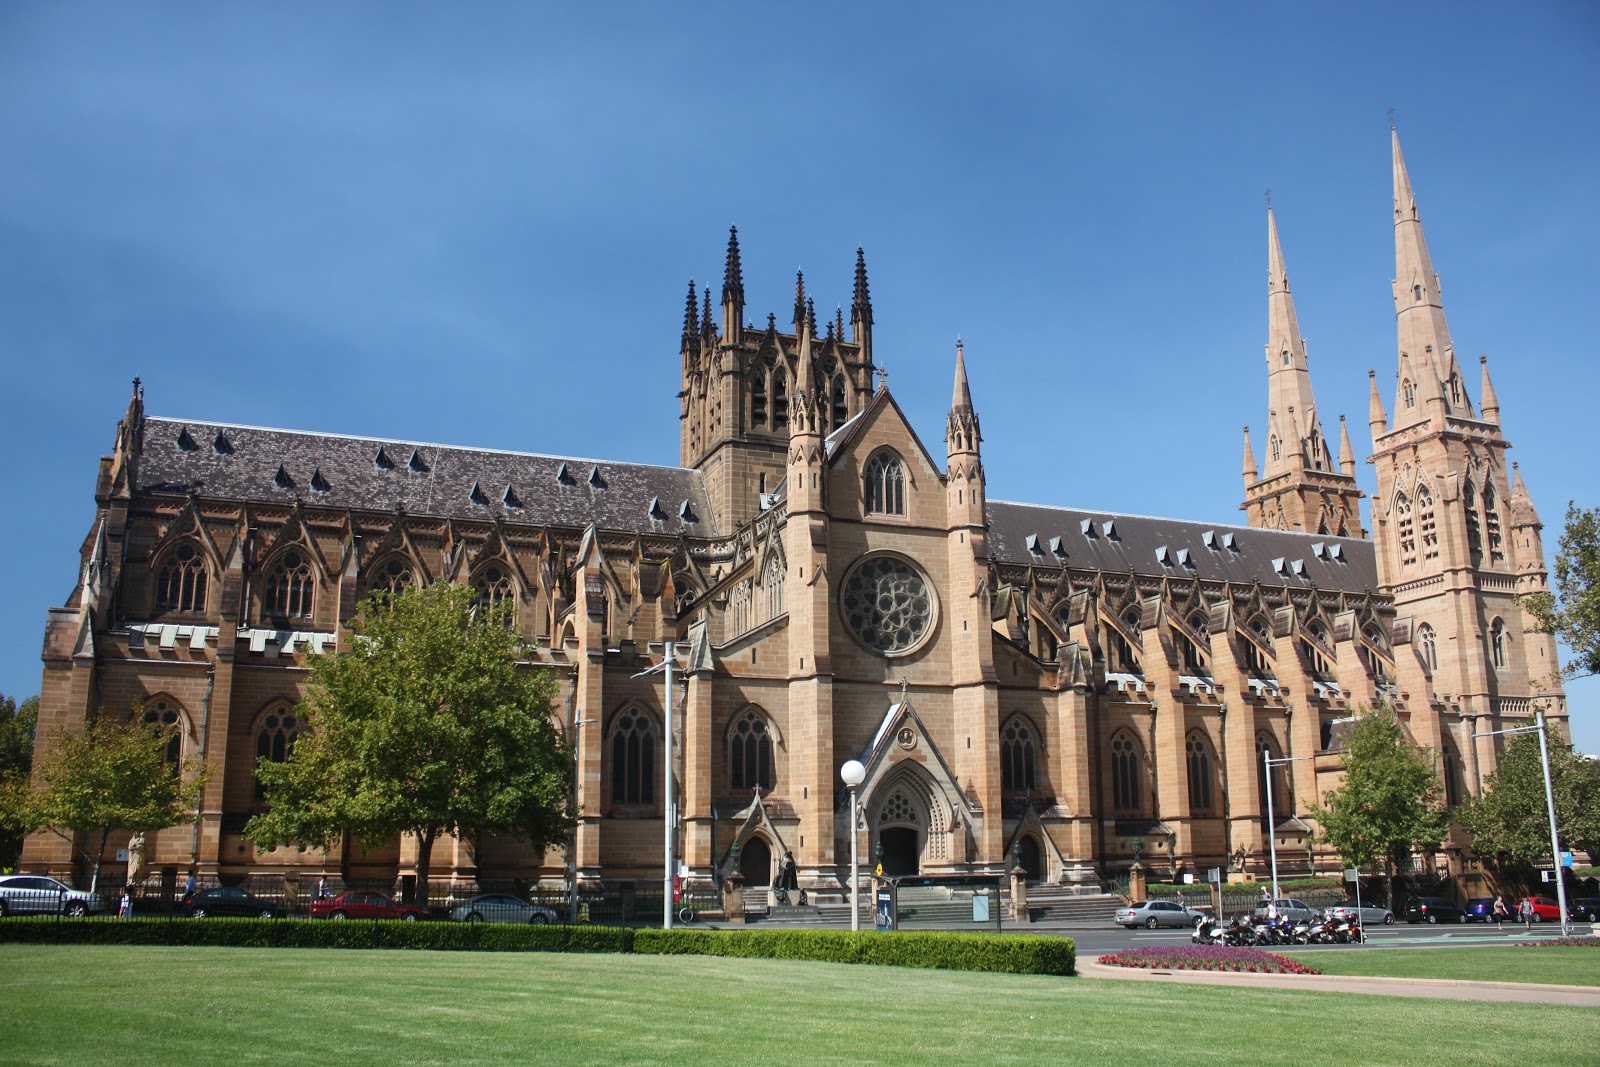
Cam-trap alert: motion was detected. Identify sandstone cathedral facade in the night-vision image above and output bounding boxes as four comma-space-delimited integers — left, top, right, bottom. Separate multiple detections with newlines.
25, 128, 1568, 899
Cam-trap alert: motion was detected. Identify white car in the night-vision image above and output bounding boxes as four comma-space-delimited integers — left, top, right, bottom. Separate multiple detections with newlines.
1115, 899, 1206, 929
0, 874, 109, 917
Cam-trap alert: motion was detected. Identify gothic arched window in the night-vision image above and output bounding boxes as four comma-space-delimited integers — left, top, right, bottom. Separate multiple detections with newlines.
142, 698, 184, 765
155, 541, 209, 615
1395, 491, 1417, 567
1483, 482, 1504, 563
1417, 484, 1439, 561
830, 376, 847, 429
1001, 717, 1037, 794
473, 564, 515, 624
1403, 379, 1416, 409
253, 704, 303, 802
1490, 618, 1507, 670
762, 552, 784, 621
1186, 732, 1215, 814
368, 555, 414, 601
863, 450, 906, 516
1269, 434, 1282, 463
729, 579, 752, 636
609, 706, 657, 807
1441, 742, 1463, 808
1183, 612, 1210, 674
1418, 623, 1438, 672
770, 371, 788, 431
1110, 731, 1144, 815
751, 375, 767, 427
729, 708, 774, 793
262, 550, 314, 622
1464, 478, 1482, 555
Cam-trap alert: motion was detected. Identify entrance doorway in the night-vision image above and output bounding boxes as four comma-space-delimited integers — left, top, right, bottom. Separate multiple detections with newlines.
879, 827, 919, 877
1019, 836, 1043, 882
739, 837, 771, 886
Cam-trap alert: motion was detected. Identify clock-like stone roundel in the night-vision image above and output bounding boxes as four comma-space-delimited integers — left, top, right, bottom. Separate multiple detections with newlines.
840, 555, 935, 656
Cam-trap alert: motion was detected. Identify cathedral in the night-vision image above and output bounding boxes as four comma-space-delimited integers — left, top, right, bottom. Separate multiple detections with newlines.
25, 128, 1568, 900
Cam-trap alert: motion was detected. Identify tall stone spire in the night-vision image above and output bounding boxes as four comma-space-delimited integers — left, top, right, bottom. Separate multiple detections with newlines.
945, 339, 983, 528
1367, 369, 1388, 441
1391, 124, 1473, 428
1338, 415, 1356, 476
1510, 462, 1541, 530
721, 225, 744, 339
793, 270, 807, 332
1262, 206, 1327, 478
681, 280, 698, 350
1242, 210, 1363, 536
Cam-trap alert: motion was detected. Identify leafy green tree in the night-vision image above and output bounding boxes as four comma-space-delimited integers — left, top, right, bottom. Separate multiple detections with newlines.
30, 712, 207, 893
1313, 703, 1451, 907
0, 693, 40, 870
246, 583, 572, 907
1524, 503, 1600, 679
1462, 724, 1600, 871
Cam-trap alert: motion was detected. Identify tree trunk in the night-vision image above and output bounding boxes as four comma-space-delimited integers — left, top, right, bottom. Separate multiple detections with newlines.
90, 827, 110, 895
414, 828, 437, 909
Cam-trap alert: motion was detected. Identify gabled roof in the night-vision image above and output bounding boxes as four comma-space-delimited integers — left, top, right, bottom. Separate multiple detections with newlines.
138, 417, 717, 537
987, 500, 1377, 592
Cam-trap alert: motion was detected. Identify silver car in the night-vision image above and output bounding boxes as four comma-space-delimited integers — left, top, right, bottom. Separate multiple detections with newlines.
0, 874, 109, 917
1115, 899, 1206, 929
1324, 900, 1395, 925
448, 893, 558, 924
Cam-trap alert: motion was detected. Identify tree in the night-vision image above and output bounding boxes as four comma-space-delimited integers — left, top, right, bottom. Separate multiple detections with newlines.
1524, 502, 1600, 679
1461, 724, 1600, 872
1313, 703, 1451, 908
245, 583, 572, 907
0, 693, 39, 870
30, 712, 207, 893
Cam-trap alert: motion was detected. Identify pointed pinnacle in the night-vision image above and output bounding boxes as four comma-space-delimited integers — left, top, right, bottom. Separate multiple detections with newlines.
951, 339, 973, 415
1338, 414, 1355, 471
1478, 354, 1501, 421
805, 296, 817, 336
794, 270, 806, 328
722, 225, 743, 303
1267, 204, 1289, 294
1241, 426, 1258, 480
852, 247, 872, 323
682, 280, 698, 340
701, 287, 714, 337
1392, 124, 1416, 223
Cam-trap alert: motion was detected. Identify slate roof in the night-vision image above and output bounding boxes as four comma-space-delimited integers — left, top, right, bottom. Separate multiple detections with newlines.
138, 417, 716, 538
987, 500, 1378, 593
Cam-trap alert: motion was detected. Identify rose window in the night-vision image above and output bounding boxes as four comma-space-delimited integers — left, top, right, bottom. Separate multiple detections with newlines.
840, 556, 934, 655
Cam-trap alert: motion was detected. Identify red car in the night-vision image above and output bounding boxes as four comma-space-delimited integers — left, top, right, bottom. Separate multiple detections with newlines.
1518, 896, 1563, 922
310, 891, 429, 922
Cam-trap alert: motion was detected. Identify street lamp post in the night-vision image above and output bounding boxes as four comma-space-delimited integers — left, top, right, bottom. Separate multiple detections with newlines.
1474, 711, 1571, 936
632, 641, 680, 930
1262, 749, 1315, 901
841, 760, 866, 932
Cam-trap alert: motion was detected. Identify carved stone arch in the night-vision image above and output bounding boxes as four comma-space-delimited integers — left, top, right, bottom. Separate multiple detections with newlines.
605, 702, 663, 812
257, 542, 321, 625
149, 494, 226, 578
872, 760, 950, 871
359, 513, 434, 588
999, 712, 1041, 795
260, 502, 332, 583
1005, 805, 1065, 884
470, 522, 534, 596
727, 704, 781, 793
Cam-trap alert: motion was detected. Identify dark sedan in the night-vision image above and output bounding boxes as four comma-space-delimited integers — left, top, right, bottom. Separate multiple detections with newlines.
1405, 896, 1467, 923
184, 886, 282, 919
1463, 897, 1497, 922
1570, 898, 1600, 922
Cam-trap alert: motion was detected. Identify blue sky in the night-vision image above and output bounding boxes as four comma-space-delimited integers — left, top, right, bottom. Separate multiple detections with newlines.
1, 2, 1595, 748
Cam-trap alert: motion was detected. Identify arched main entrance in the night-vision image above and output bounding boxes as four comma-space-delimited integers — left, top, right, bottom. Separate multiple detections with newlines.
739, 837, 771, 886
879, 827, 919, 877
1018, 836, 1043, 882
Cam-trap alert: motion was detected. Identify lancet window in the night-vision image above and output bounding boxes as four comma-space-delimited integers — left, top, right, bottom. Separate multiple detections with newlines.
729, 708, 775, 793
609, 706, 657, 807
253, 704, 303, 802
368, 555, 415, 601
473, 564, 515, 624
1417, 484, 1439, 561
863, 450, 906, 516
1483, 482, 1504, 564
1395, 491, 1417, 567
1001, 717, 1037, 795
762, 552, 784, 621
1109, 731, 1145, 815
1418, 623, 1438, 672
142, 698, 184, 765
262, 550, 314, 622
155, 541, 210, 615
1464, 479, 1482, 556
1186, 732, 1215, 815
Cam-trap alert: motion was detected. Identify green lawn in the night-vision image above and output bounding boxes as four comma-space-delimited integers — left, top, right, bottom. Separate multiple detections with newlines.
3, 946, 1598, 1066
1282, 946, 1600, 987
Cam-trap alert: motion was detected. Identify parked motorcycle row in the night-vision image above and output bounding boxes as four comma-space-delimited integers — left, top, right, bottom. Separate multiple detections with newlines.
1192, 913, 1364, 946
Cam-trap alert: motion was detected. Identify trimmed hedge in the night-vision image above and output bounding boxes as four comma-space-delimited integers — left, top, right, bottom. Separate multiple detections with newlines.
0, 919, 1073, 976
0, 917, 632, 953
634, 928, 1075, 976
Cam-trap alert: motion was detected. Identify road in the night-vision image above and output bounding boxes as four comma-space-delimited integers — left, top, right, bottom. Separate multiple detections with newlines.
1065, 920, 1593, 957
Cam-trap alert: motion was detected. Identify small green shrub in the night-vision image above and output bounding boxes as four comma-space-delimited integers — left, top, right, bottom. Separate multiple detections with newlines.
634, 928, 1074, 976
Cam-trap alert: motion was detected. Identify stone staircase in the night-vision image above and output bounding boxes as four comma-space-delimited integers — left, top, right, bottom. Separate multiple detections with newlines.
1024, 890, 1122, 926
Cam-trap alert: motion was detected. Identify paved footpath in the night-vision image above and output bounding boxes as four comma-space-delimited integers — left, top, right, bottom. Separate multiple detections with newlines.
1076, 959, 1600, 1007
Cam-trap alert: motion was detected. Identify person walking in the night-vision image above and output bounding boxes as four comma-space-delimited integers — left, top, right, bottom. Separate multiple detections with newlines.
1519, 896, 1534, 931
118, 885, 133, 919
1492, 894, 1508, 932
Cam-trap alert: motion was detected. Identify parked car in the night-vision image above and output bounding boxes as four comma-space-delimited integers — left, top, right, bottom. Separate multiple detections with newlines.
1518, 896, 1563, 922
1324, 900, 1395, 925
448, 894, 558, 925
1463, 898, 1499, 922
1115, 900, 1206, 929
1568, 898, 1600, 922
310, 891, 429, 922
1251, 898, 1320, 924
0, 874, 109, 917
1405, 896, 1466, 923
184, 886, 282, 919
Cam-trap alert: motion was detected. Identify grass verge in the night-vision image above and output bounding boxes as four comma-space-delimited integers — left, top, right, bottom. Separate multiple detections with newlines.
3, 945, 1598, 1066
1280, 945, 1600, 987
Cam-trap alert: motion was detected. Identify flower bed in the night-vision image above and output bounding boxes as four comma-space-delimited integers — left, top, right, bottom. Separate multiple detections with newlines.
1517, 936, 1600, 948
1096, 945, 1321, 975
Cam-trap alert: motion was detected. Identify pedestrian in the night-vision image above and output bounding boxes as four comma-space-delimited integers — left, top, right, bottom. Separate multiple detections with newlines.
1519, 896, 1533, 931
317, 876, 328, 900
183, 870, 197, 904
1492, 894, 1508, 932
1175, 889, 1187, 911
118, 885, 133, 919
